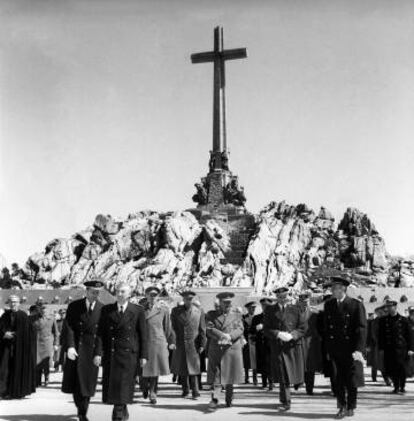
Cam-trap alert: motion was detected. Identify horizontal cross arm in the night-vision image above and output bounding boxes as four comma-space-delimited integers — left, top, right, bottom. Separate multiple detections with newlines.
222, 48, 247, 60
191, 51, 217, 63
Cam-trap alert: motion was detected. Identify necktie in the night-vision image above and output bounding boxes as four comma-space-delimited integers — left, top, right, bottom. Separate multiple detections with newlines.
119, 306, 123, 315
88, 303, 93, 315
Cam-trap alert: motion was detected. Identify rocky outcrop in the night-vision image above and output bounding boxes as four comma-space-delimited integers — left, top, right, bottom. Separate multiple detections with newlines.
8, 201, 412, 294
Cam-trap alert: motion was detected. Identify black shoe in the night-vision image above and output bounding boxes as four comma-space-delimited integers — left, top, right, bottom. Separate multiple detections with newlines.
207, 398, 218, 411
192, 391, 200, 399
279, 402, 290, 411
346, 409, 354, 417
392, 388, 399, 394
268, 383, 274, 391
78, 416, 89, 421
123, 406, 129, 421
335, 408, 347, 419
142, 390, 148, 399
293, 383, 300, 391
372, 378, 377, 382
244, 377, 250, 384
399, 388, 406, 394
253, 377, 258, 386
225, 398, 233, 407
181, 389, 189, 398
306, 389, 314, 395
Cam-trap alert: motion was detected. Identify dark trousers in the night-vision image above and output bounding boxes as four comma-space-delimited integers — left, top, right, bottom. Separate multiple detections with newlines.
141, 376, 159, 396
36, 357, 50, 386
391, 364, 406, 390
331, 356, 357, 410
305, 371, 315, 393
112, 404, 127, 421
73, 393, 90, 416
278, 357, 291, 404
211, 384, 233, 403
181, 375, 199, 394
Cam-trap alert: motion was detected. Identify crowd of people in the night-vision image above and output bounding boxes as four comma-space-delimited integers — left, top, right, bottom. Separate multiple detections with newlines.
0, 277, 414, 421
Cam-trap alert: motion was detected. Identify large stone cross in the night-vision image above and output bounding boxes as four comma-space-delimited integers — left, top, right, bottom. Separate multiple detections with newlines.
191, 26, 247, 170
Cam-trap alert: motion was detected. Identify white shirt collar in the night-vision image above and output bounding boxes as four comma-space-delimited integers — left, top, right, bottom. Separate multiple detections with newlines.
118, 302, 128, 312
85, 299, 95, 310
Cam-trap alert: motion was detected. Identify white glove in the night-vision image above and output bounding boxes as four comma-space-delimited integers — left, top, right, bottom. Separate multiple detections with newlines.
352, 351, 364, 362
67, 347, 78, 361
256, 324, 263, 331
278, 332, 293, 342
168, 344, 176, 350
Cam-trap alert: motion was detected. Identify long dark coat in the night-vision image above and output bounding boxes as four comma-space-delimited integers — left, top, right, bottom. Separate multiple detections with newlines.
301, 308, 323, 373
242, 314, 255, 370
407, 318, 414, 377
206, 308, 244, 385
170, 304, 206, 376
322, 296, 367, 388
142, 303, 175, 377
95, 302, 148, 405
378, 313, 414, 377
0, 310, 37, 398
366, 317, 384, 372
263, 304, 305, 385
250, 313, 271, 375
62, 298, 103, 396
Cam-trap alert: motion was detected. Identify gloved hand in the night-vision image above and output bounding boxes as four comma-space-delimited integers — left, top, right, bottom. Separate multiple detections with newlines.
256, 324, 263, 331
67, 347, 78, 360
93, 355, 101, 367
168, 344, 176, 350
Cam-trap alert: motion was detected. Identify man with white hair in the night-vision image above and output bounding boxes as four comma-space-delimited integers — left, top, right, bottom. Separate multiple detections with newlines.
94, 282, 148, 421
0, 295, 37, 399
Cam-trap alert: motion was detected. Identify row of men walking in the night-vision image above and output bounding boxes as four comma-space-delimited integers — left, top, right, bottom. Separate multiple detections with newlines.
1, 277, 414, 421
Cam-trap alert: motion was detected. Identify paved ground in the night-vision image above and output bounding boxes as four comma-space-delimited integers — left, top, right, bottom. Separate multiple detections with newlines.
1, 370, 413, 421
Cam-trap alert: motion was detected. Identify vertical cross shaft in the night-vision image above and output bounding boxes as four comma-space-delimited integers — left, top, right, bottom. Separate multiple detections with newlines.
213, 26, 226, 154
191, 27, 247, 170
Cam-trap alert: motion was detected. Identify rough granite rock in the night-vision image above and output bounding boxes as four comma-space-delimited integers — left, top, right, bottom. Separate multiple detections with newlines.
10, 201, 412, 294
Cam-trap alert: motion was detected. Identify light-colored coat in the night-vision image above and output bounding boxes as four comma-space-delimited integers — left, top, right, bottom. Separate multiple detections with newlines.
171, 304, 206, 376
33, 315, 58, 363
142, 303, 175, 377
206, 308, 244, 385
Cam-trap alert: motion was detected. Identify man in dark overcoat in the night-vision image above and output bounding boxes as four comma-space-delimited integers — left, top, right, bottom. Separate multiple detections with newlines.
61, 280, 104, 421
94, 282, 148, 421
378, 300, 414, 394
407, 306, 414, 378
297, 291, 323, 395
263, 286, 305, 411
250, 297, 274, 390
206, 291, 244, 410
242, 301, 257, 384
322, 277, 367, 419
171, 290, 206, 399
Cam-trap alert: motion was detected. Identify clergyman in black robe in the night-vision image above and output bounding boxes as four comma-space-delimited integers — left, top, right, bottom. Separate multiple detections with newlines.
0, 295, 37, 399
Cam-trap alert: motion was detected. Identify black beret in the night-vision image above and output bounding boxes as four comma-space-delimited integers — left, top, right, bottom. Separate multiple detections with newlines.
84, 280, 105, 289
216, 291, 235, 301
145, 286, 161, 295
274, 286, 289, 294
329, 276, 350, 287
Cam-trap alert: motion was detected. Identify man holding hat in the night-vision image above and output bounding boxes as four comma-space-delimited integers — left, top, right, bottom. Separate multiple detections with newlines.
378, 300, 414, 394
61, 279, 104, 421
264, 286, 305, 411
322, 276, 366, 419
170, 290, 206, 399
94, 282, 148, 421
0, 295, 36, 399
242, 301, 258, 385
251, 297, 274, 389
206, 291, 244, 410
140, 285, 175, 405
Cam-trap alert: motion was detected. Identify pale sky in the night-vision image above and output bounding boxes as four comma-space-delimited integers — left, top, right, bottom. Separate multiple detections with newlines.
1, 0, 414, 265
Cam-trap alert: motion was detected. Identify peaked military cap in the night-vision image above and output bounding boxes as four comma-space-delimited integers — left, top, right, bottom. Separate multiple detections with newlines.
244, 301, 257, 308
329, 276, 350, 287
180, 289, 197, 298
84, 279, 105, 288
385, 299, 398, 307
145, 286, 161, 295
216, 291, 235, 301
274, 286, 289, 294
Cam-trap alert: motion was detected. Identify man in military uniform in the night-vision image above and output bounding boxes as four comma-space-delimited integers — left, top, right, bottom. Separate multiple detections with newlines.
297, 291, 323, 395
250, 297, 274, 390
378, 300, 414, 394
263, 286, 305, 411
61, 280, 104, 421
322, 277, 366, 419
171, 290, 206, 399
242, 301, 257, 384
94, 282, 148, 421
407, 306, 414, 378
206, 291, 244, 410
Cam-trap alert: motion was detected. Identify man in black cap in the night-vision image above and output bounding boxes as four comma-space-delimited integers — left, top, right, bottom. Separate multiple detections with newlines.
378, 300, 414, 394
94, 281, 148, 421
322, 277, 366, 419
264, 286, 305, 411
206, 291, 244, 410
62, 279, 104, 421
250, 297, 274, 390
242, 301, 258, 385
170, 290, 206, 399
